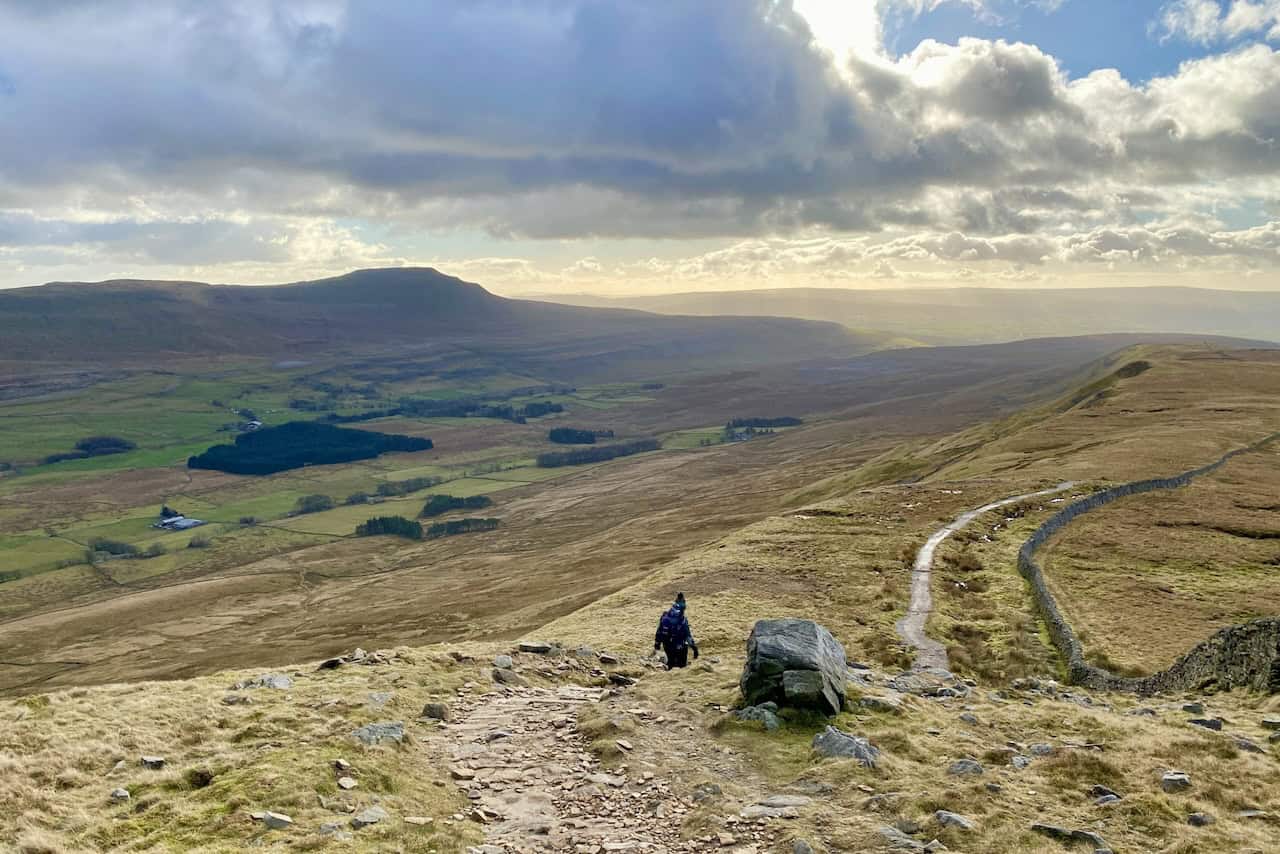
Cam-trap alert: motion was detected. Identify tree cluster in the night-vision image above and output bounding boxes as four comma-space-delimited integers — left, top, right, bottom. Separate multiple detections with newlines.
44, 435, 137, 465
726, 417, 803, 429
548, 427, 597, 445
425, 517, 500, 538
536, 438, 660, 468
355, 515, 424, 540
421, 494, 492, 517
187, 421, 431, 475
293, 494, 335, 515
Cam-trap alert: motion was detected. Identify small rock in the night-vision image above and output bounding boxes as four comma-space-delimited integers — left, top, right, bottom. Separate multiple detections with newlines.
923, 841, 948, 853
109, 788, 130, 803
692, 782, 722, 802
958, 712, 979, 725
615, 739, 633, 751
334, 758, 351, 771
1182, 702, 1205, 715
1234, 736, 1265, 754
492, 668, 529, 686
1270, 732, 1280, 744
1095, 795, 1120, 806
493, 654, 514, 669
1012, 755, 1031, 770
1030, 823, 1073, 843
598, 652, 621, 665
221, 694, 252, 706
734, 704, 781, 731
235, 673, 293, 691
1188, 718, 1223, 731
1129, 707, 1157, 717
518, 641, 553, 654
934, 810, 975, 830
879, 826, 925, 851
947, 758, 983, 776
140, 756, 165, 770
352, 805, 389, 828
1161, 771, 1192, 793
718, 832, 736, 846
1089, 785, 1120, 800
1238, 809, 1270, 820
1188, 812, 1215, 827
792, 841, 816, 854
985, 783, 1003, 793
860, 695, 903, 714
263, 811, 293, 830
421, 702, 451, 721
741, 804, 799, 820
895, 818, 922, 835
337, 776, 358, 790
351, 721, 405, 746
761, 794, 812, 808
1029, 743, 1055, 756
812, 726, 879, 767
1262, 717, 1280, 731
404, 816, 432, 826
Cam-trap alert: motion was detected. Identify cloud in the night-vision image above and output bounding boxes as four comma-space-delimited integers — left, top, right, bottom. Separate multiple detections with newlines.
0, 0, 1276, 288
1155, 1, 1280, 44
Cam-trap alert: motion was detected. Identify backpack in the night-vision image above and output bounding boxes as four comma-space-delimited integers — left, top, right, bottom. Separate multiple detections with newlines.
658, 608, 688, 648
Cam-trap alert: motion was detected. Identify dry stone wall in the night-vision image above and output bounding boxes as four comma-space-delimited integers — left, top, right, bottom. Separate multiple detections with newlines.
1017, 432, 1280, 695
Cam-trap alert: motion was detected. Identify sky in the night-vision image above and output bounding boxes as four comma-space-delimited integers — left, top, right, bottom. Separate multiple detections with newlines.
0, 0, 1278, 294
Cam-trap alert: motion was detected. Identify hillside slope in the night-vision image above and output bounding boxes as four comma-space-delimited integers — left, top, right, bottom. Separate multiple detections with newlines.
547, 286, 1280, 346
0, 269, 872, 378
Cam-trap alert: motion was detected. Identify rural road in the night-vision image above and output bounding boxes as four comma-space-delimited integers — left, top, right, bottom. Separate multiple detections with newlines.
897, 482, 1075, 674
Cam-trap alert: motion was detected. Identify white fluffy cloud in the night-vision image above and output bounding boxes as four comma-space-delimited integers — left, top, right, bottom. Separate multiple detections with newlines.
1156, 1, 1280, 44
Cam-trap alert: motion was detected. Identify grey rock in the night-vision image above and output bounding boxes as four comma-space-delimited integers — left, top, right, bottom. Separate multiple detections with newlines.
263, 811, 293, 830
221, 694, 252, 706
518, 641, 553, 654
352, 805, 389, 828
572, 645, 595, 659
1188, 717, 1223, 731
958, 712, 979, 725
860, 695, 903, 714
934, 810, 975, 830
1161, 771, 1192, 793
421, 702, 451, 722
760, 794, 811, 808
337, 776, 358, 790
493, 654, 514, 669
878, 826, 925, 851
1129, 707, 1157, 717
1238, 809, 1271, 820
923, 841, 948, 853
895, 818, 922, 834
1262, 717, 1280, 731
1270, 731, 1280, 743
691, 782, 722, 803
351, 721, 405, 746
235, 673, 293, 691
140, 755, 165, 770
1089, 785, 1120, 800
1029, 742, 1055, 756
947, 758, 983, 776
792, 842, 816, 854
367, 691, 393, 708
812, 726, 879, 767
492, 667, 529, 687
1182, 702, 1205, 715
1030, 824, 1073, 842
1188, 812, 1215, 827
734, 704, 781, 731
1012, 755, 1031, 770
598, 652, 621, 665
1234, 736, 1265, 754
334, 758, 351, 771
1095, 795, 1120, 806
740, 618, 847, 716
740, 804, 799, 820
985, 783, 1003, 794
110, 788, 130, 803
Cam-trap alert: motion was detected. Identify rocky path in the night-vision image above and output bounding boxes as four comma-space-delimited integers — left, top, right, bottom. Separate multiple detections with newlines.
896, 483, 1074, 673
436, 681, 759, 853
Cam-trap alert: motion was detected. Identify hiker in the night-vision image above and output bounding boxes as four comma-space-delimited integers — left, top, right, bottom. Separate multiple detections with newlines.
653, 592, 699, 669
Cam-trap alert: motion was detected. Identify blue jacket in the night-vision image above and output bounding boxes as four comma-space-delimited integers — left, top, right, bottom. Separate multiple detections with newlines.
655, 606, 696, 650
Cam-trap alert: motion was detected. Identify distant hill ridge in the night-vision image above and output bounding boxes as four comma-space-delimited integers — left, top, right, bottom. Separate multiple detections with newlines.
0, 268, 868, 371
545, 285, 1280, 346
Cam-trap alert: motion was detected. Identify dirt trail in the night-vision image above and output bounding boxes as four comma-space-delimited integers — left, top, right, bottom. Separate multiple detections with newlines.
896, 482, 1074, 674
432, 677, 784, 853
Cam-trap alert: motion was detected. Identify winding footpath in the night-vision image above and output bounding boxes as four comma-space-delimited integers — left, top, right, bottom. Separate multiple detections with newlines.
896, 482, 1075, 674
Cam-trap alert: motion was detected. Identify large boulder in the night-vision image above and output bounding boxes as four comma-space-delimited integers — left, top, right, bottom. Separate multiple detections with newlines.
740, 619, 847, 716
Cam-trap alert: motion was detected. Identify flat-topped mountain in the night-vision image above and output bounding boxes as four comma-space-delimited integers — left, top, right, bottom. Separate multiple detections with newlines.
0, 268, 873, 372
